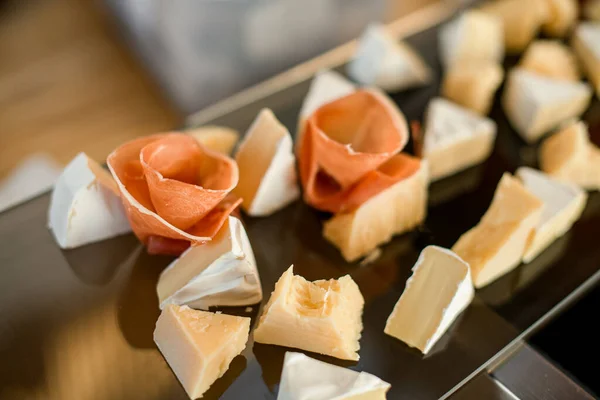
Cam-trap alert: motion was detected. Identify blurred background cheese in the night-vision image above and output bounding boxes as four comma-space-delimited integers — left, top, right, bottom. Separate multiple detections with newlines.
185, 126, 240, 156
541, 0, 578, 37
518, 40, 580, 81
572, 22, 600, 99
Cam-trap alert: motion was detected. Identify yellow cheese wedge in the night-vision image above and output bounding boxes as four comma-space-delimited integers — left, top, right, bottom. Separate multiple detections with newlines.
438, 10, 504, 67
441, 61, 504, 115
277, 352, 390, 400
502, 68, 592, 143
234, 108, 300, 216
384, 246, 474, 354
452, 173, 544, 288
541, 0, 578, 37
516, 167, 587, 263
539, 120, 600, 191
572, 22, 600, 99
518, 40, 580, 81
585, 0, 600, 21
323, 162, 428, 263
153, 305, 250, 399
253, 266, 364, 361
480, 0, 548, 53
186, 126, 240, 155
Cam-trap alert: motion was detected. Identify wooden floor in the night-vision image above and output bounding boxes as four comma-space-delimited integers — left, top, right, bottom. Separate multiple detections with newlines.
0, 0, 181, 179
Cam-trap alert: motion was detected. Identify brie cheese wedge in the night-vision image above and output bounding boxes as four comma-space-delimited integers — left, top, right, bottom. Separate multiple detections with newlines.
384, 246, 474, 354
48, 152, 131, 249
423, 97, 496, 181
571, 22, 600, 98
452, 173, 544, 288
518, 40, 580, 81
539, 120, 600, 191
516, 167, 587, 263
186, 125, 240, 155
154, 305, 250, 400
502, 68, 592, 143
541, 0, 578, 37
157, 217, 262, 310
253, 266, 364, 361
323, 162, 428, 262
277, 352, 390, 400
234, 108, 300, 216
347, 24, 432, 92
441, 60, 503, 115
438, 10, 504, 67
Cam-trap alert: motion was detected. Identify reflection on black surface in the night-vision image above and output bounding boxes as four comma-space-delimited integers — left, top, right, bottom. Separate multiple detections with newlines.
202, 355, 247, 400
428, 163, 485, 207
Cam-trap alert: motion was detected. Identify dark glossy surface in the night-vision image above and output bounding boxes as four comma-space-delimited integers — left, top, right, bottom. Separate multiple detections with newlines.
1, 21, 600, 400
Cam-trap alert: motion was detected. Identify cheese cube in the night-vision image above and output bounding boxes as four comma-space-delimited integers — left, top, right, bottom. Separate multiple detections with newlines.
253, 266, 364, 361
438, 10, 504, 67
516, 167, 587, 263
234, 108, 300, 216
452, 173, 544, 288
423, 97, 496, 181
323, 161, 428, 262
48, 152, 131, 249
384, 246, 474, 354
518, 40, 580, 81
441, 61, 503, 115
153, 305, 250, 399
572, 22, 600, 98
539, 120, 600, 191
157, 217, 262, 310
347, 24, 432, 92
502, 68, 592, 143
277, 352, 390, 400
186, 126, 239, 155
541, 0, 578, 37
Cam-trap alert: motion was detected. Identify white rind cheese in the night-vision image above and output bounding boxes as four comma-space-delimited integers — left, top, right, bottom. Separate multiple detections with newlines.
423, 97, 496, 181
571, 22, 600, 99
384, 246, 474, 354
502, 68, 592, 143
48, 152, 131, 249
157, 217, 262, 310
277, 352, 390, 400
347, 24, 431, 92
516, 167, 587, 263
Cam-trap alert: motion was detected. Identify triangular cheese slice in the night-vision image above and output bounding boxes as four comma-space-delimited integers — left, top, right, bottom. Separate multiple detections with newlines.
518, 40, 580, 81
186, 126, 240, 155
323, 162, 428, 262
347, 24, 431, 92
502, 68, 592, 143
542, 0, 578, 37
571, 22, 600, 98
384, 246, 474, 354
253, 266, 364, 361
234, 108, 300, 216
423, 98, 496, 181
48, 152, 131, 249
277, 352, 391, 400
157, 217, 262, 310
154, 305, 250, 399
516, 167, 587, 263
539, 120, 600, 191
438, 10, 504, 67
442, 60, 503, 115
452, 173, 544, 288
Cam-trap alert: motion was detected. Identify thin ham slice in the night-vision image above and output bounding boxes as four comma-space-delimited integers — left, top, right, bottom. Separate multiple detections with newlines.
298, 89, 421, 213
107, 133, 241, 253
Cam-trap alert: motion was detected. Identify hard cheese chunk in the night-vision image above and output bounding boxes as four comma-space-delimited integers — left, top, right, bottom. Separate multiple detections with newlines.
48, 152, 131, 249
452, 173, 544, 288
347, 24, 431, 92
323, 162, 428, 262
518, 40, 580, 81
541, 0, 578, 37
442, 61, 503, 115
253, 266, 364, 361
502, 68, 592, 143
384, 246, 473, 354
423, 97, 496, 181
277, 352, 390, 400
516, 167, 587, 263
572, 22, 600, 99
154, 305, 250, 399
157, 217, 262, 310
234, 108, 299, 216
438, 10, 504, 67
539, 120, 600, 191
